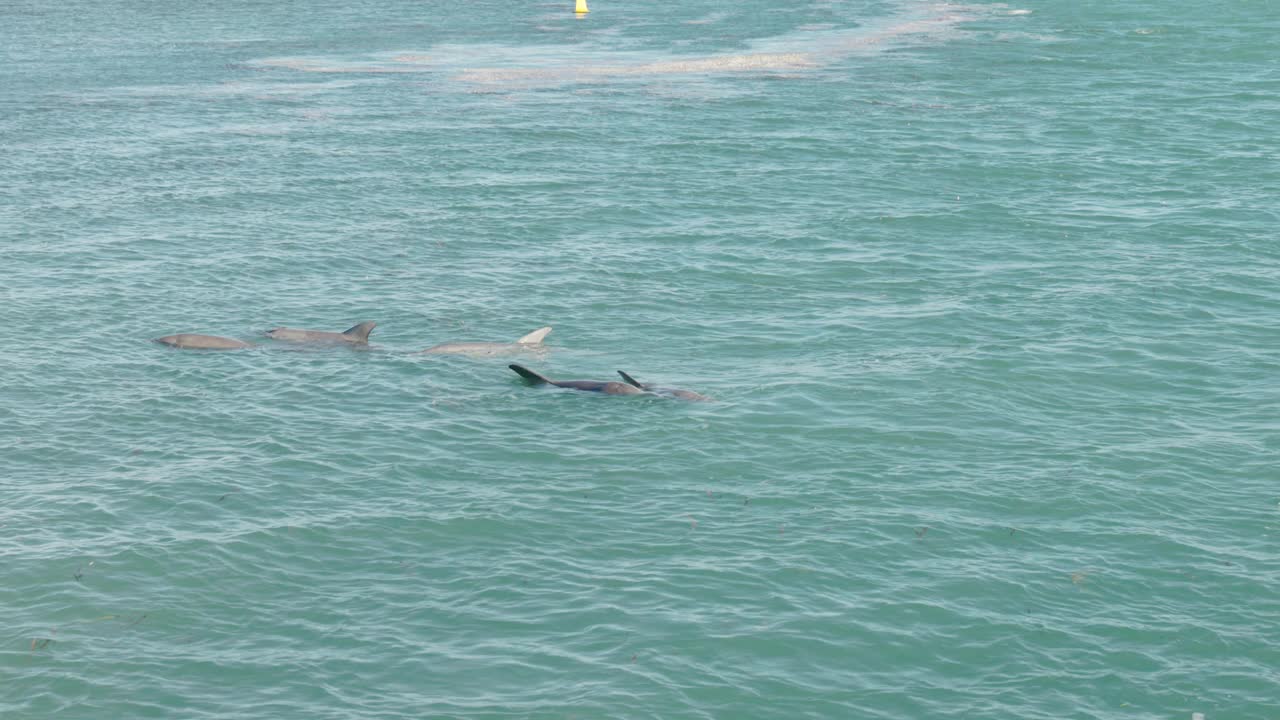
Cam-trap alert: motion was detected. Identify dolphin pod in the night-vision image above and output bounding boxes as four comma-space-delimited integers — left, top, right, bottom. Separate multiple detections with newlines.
153, 322, 709, 400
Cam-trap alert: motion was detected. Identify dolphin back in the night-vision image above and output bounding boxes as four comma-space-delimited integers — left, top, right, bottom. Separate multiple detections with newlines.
616, 370, 711, 401
154, 334, 253, 350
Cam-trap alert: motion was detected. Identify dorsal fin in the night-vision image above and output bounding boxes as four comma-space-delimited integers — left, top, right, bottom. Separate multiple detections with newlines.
342, 321, 377, 342
617, 370, 644, 388
516, 326, 552, 345
509, 364, 552, 385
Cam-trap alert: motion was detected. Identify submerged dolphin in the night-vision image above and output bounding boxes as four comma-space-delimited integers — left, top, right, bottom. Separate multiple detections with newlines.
154, 334, 254, 350
421, 326, 552, 357
265, 321, 376, 344
617, 371, 712, 402
509, 364, 645, 395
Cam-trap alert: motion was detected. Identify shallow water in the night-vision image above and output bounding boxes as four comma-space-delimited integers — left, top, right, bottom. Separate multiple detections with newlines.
3, 1, 1278, 717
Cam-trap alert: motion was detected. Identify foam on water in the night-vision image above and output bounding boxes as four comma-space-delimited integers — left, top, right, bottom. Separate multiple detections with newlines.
252, 1, 1012, 89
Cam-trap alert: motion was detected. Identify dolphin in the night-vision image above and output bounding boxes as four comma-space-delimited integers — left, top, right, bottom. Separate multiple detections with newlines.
420, 326, 552, 357
509, 364, 646, 395
617, 371, 712, 401
154, 334, 254, 350
265, 321, 376, 344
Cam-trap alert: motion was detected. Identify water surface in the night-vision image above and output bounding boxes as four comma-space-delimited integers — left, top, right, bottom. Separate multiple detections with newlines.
3, 1, 1278, 717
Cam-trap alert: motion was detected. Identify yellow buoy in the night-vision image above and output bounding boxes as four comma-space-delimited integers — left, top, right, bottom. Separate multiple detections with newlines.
575, 0, 589, 14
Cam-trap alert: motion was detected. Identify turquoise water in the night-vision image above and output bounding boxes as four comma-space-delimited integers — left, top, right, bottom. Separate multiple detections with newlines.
4, 0, 1278, 717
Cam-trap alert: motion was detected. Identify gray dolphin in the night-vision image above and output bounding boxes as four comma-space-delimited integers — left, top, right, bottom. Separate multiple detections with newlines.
509, 364, 646, 395
617, 371, 712, 401
265, 321, 376, 344
421, 326, 552, 357
154, 333, 254, 350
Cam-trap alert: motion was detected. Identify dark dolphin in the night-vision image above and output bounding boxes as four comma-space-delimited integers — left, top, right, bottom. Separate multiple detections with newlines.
617, 371, 712, 401
509, 364, 645, 395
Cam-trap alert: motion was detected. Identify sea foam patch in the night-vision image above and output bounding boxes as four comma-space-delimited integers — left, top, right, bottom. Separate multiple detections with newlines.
454, 52, 817, 85
252, 2, 1016, 89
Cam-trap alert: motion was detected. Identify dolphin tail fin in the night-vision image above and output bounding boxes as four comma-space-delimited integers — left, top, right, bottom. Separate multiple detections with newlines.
516, 326, 552, 345
617, 370, 644, 388
343, 321, 377, 341
510, 364, 552, 385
